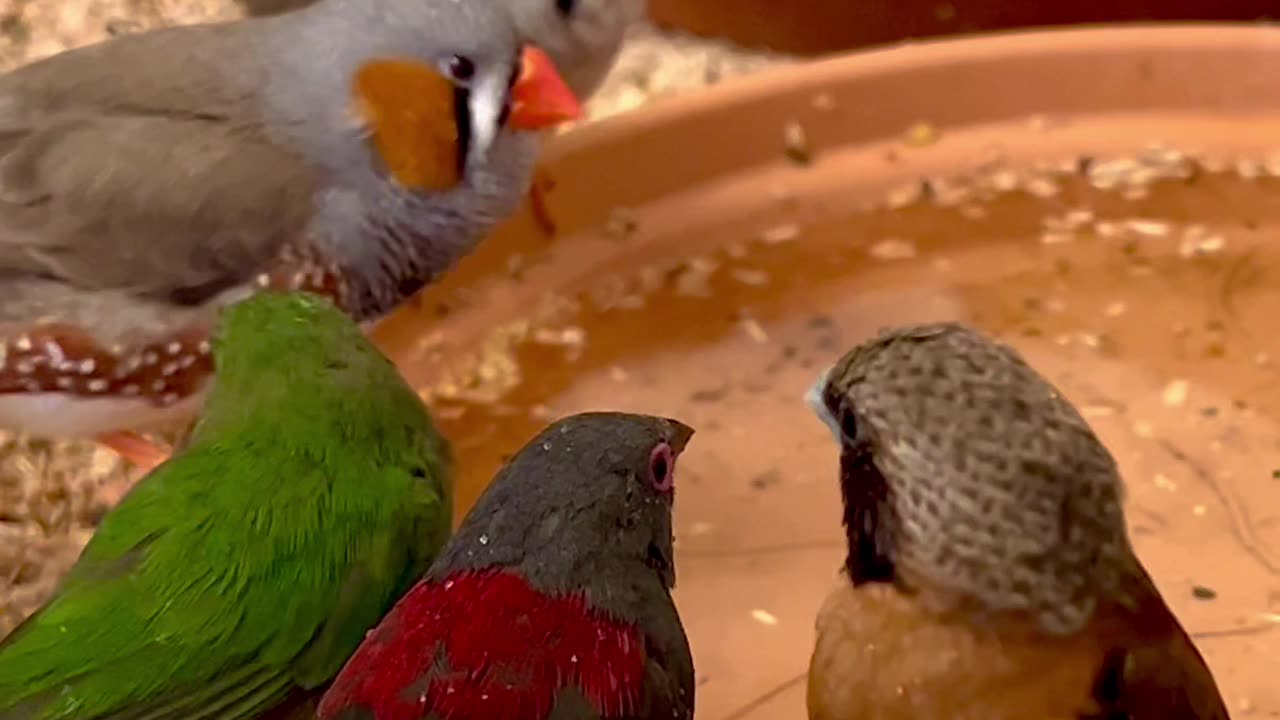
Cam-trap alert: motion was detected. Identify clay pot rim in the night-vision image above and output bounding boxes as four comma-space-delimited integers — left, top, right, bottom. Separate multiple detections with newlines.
529, 21, 1280, 233
566, 22, 1280, 152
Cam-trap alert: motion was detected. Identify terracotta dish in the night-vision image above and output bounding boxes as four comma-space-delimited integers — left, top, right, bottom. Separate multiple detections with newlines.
647, 0, 1278, 54
373, 25, 1280, 718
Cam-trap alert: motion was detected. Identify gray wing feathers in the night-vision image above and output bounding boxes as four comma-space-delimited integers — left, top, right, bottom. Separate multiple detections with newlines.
0, 21, 319, 301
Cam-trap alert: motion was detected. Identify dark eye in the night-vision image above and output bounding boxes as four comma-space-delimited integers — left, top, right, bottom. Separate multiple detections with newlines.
446, 55, 475, 83
555, 0, 577, 16
648, 442, 675, 493
839, 405, 859, 441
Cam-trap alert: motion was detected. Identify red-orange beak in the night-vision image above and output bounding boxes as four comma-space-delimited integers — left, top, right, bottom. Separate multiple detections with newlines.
509, 46, 583, 131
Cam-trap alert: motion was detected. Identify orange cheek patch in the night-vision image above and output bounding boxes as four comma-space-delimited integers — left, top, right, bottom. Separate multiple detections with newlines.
352, 58, 462, 192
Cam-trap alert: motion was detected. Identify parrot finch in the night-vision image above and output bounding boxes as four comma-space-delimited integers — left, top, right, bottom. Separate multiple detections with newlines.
804, 322, 1229, 720
317, 411, 696, 720
0, 0, 582, 471
0, 291, 454, 720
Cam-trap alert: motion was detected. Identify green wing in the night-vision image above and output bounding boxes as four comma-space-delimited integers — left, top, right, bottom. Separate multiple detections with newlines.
0, 440, 448, 720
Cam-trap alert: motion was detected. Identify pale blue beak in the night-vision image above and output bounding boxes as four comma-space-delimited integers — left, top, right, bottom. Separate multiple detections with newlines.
805, 368, 841, 443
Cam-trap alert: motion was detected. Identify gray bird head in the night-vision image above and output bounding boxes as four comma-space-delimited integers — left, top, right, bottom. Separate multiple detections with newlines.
431, 411, 694, 601
505, 0, 643, 98
264, 0, 579, 177
808, 322, 1133, 636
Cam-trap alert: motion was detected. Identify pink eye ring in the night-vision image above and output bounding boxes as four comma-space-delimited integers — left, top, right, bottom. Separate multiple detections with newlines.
648, 442, 675, 493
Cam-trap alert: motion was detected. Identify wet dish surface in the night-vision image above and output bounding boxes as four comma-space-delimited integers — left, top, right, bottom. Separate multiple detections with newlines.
375, 26, 1280, 718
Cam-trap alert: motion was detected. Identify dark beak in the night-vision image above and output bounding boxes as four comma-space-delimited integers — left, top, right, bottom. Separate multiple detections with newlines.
663, 418, 695, 454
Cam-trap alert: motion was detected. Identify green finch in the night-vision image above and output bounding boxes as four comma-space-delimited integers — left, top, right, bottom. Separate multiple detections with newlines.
0, 291, 453, 720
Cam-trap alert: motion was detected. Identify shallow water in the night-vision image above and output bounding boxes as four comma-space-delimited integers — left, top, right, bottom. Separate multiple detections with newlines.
375, 115, 1280, 717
